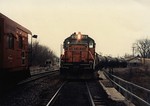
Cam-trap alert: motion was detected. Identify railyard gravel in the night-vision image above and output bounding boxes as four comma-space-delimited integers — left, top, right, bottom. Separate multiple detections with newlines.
0, 74, 63, 106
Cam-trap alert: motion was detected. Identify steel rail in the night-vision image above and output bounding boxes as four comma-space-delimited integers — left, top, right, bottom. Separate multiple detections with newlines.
104, 71, 150, 106
31, 70, 59, 76
46, 81, 66, 106
105, 71, 150, 92
86, 82, 95, 106
17, 71, 59, 85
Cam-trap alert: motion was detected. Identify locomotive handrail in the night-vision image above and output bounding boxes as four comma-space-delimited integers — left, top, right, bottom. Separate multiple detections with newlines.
104, 70, 150, 106
89, 51, 95, 60
89, 51, 95, 69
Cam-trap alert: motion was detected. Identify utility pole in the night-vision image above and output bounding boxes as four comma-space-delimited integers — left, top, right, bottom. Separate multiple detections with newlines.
31, 35, 38, 66
132, 44, 136, 57
132, 46, 135, 57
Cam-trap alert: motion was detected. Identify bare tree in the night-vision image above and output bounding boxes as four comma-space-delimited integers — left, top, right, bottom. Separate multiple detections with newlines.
29, 41, 57, 66
134, 38, 150, 58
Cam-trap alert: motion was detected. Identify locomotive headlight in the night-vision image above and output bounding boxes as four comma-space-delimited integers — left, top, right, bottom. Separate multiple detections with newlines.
77, 32, 82, 40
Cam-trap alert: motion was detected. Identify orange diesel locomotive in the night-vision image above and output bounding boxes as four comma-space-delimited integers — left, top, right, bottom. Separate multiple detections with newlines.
60, 32, 96, 75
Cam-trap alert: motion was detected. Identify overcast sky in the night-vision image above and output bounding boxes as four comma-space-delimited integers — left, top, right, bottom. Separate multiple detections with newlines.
1, 0, 150, 57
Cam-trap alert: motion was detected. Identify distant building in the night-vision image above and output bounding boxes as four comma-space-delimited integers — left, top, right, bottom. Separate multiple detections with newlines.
126, 57, 142, 67
141, 58, 150, 65
45, 59, 51, 67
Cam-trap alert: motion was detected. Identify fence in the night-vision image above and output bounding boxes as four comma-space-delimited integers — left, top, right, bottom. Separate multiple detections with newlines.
104, 71, 150, 106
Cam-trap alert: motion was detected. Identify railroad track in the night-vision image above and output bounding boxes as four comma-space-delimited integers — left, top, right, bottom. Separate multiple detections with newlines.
17, 70, 59, 85
46, 80, 109, 106
0, 69, 62, 106
87, 81, 109, 106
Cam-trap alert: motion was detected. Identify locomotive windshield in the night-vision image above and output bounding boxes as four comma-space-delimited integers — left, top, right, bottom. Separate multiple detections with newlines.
89, 41, 94, 48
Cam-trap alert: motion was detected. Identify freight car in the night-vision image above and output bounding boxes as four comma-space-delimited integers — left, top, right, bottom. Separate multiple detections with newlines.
95, 53, 127, 70
0, 13, 32, 82
60, 32, 96, 77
